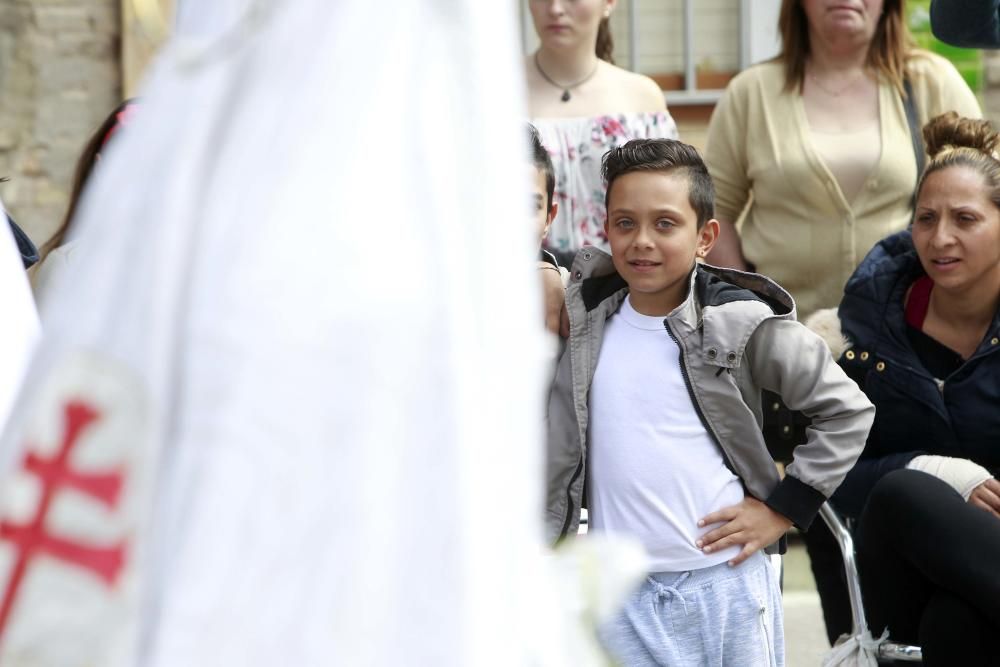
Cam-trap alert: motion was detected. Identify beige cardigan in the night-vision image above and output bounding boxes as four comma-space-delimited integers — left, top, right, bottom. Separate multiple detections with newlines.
705, 52, 981, 319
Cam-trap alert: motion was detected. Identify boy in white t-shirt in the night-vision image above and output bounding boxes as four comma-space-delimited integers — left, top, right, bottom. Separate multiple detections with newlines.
545, 139, 874, 665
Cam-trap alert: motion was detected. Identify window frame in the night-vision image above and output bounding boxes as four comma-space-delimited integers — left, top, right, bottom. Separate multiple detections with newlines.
520, 0, 781, 106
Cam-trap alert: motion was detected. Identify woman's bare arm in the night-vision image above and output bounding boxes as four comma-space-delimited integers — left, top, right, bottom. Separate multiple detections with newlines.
705, 218, 749, 271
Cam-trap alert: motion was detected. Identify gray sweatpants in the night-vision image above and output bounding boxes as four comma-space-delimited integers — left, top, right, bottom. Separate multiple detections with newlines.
598, 551, 784, 666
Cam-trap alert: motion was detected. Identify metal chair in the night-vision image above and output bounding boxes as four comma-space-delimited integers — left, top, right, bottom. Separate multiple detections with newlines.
819, 502, 923, 663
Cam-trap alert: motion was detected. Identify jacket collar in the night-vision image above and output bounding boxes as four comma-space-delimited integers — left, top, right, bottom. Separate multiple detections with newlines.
572, 249, 795, 365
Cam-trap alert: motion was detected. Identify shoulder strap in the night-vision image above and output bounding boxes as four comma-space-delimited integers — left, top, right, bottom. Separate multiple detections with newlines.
903, 78, 924, 183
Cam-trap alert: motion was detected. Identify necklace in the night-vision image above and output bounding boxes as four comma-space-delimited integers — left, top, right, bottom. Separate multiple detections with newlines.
807, 70, 865, 97
534, 53, 599, 103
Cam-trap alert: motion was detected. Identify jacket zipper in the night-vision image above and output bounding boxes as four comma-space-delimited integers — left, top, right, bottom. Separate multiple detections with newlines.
559, 299, 588, 540
663, 320, 739, 476
939, 340, 1000, 393
559, 457, 585, 539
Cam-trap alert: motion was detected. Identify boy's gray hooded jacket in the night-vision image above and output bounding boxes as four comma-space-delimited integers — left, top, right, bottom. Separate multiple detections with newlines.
546, 250, 875, 545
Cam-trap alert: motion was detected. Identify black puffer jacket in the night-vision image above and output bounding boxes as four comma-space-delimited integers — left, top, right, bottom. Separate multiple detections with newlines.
831, 230, 1000, 518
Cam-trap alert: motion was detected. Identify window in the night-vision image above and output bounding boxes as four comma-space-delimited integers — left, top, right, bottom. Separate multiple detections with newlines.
520, 0, 782, 105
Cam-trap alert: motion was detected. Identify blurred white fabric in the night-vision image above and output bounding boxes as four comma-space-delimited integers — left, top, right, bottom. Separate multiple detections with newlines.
0, 200, 38, 437
0, 1, 551, 665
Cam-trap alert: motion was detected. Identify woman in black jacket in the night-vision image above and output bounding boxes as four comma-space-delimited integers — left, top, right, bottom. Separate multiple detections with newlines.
831, 112, 1000, 665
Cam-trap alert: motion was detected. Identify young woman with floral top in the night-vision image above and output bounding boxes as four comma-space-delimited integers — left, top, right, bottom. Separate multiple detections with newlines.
525, 0, 677, 265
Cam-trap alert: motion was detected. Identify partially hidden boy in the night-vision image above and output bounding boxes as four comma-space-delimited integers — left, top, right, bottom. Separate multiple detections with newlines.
545, 139, 874, 666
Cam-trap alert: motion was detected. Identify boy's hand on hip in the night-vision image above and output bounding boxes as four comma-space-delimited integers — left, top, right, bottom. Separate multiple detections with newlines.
696, 497, 793, 566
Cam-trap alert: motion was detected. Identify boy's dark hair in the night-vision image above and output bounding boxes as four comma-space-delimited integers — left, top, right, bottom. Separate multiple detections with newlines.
602, 139, 715, 228
527, 123, 555, 211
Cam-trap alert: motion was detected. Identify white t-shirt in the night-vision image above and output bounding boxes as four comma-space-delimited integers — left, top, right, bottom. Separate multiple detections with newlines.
588, 295, 744, 572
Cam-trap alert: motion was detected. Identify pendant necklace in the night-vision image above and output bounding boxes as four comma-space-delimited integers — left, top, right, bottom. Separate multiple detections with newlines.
534, 53, 600, 103
807, 69, 865, 97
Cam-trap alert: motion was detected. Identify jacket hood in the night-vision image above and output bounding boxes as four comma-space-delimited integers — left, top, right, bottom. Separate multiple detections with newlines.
802, 308, 852, 360
838, 229, 922, 351
843, 230, 921, 302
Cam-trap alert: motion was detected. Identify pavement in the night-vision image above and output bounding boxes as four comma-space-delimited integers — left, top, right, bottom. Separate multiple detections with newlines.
783, 535, 832, 666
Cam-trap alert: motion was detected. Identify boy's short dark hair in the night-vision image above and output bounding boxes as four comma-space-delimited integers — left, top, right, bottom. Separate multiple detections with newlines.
527, 123, 555, 211
601, 139, 715, 228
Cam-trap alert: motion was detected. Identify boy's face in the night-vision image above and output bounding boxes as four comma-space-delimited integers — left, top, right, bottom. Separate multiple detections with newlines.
530, 165, 558, 244
604, 170, 719, 316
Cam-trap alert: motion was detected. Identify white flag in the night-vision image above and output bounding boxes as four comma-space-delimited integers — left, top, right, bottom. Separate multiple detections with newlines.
0, 1, 549, 665
0, 203, 38, 437
0, 352, 149, 666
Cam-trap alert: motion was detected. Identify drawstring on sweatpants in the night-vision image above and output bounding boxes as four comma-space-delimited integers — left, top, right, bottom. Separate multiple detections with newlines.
648, 571, 692, 614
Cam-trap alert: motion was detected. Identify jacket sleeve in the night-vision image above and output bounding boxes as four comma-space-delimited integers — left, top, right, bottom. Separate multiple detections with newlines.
830, 451, 923, 519
931, 0, 1000, 48
825, 357, 926, 519
745, 319, 875, 529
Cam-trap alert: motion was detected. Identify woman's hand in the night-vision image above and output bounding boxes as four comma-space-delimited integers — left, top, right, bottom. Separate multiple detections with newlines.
969, 478, 1000, 519
696, 497, 793, 566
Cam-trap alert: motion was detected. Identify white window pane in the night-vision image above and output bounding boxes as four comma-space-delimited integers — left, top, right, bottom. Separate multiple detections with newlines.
695, 0, 740, 74
523, 0, 743, 91
611, 0, 684, 75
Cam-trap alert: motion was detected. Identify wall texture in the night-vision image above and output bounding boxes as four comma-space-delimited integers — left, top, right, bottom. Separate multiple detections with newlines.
0, 0, 121, 249
984, 51, 1000, 129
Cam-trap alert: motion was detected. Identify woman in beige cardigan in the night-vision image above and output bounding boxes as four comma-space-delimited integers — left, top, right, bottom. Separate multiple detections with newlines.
704, 0, 980, 320
705, 0, 980, 647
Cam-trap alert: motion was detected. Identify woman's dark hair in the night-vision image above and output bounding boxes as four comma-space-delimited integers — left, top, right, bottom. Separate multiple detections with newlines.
596, 17, 615, 64
602, 138, 715, 228
777, 0, 913, 94
918, 111, 1000, 209
38, 99, 137, 263
527, 123, 555, 210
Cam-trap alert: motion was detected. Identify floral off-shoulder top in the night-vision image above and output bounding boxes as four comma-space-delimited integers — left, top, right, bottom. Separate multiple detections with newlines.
533, 111, 678, 258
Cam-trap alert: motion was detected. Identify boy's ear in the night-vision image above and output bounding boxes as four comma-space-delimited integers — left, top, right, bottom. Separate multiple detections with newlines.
696, 219, 721, 260
542, 203, 558, 239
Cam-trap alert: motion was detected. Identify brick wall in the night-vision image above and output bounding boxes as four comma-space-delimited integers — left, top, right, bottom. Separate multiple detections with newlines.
0, 0, 121, 250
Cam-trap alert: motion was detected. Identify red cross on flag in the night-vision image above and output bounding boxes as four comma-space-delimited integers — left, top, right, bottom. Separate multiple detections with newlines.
0, 351, 148, 666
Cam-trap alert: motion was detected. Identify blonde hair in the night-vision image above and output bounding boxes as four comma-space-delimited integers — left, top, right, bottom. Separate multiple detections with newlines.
919, 112, 1000, 209
777, 0, 914, 94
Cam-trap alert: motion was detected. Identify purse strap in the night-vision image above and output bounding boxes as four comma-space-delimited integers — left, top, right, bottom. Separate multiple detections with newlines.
902, 77, 924, 200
